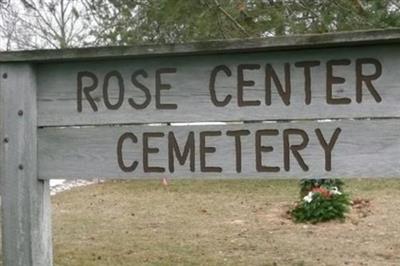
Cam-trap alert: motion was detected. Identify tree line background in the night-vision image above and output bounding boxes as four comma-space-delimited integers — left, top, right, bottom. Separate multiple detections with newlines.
0, 0, 400, 50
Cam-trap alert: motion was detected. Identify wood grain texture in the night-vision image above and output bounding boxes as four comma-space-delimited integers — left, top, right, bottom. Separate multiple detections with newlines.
0, 64, 53, 266
38, 119, 400, 180
1, 29, 400, 63
36, 45, 400, 126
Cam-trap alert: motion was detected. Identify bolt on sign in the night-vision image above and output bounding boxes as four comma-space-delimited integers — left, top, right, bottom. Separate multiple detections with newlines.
1, 30, 400, 265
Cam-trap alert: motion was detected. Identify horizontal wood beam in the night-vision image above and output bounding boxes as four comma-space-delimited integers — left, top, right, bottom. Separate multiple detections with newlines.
2, 29, 400, 63
38, 119, 400, 180
36, 44, 400, 126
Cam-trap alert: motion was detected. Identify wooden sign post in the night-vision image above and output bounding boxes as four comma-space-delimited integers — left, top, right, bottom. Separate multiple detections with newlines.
1, 30, 400, 265
0, 64, 52, 265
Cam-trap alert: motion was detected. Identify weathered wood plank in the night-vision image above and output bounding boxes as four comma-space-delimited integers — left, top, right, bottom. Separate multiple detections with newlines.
38, 119, 400, 180
0, 64, 53, 266
36, 45, 400, 126
1, 29, 400, 63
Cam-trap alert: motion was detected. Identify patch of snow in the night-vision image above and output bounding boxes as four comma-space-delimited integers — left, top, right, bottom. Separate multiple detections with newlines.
50, 179, 101, 195
50, 179, 65, 187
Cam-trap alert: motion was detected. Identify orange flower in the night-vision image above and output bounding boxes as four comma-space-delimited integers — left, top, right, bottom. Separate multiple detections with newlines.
311, 187, 331, 198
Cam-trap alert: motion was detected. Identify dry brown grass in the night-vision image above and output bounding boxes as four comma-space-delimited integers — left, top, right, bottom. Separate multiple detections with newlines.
48, 179, 400, 266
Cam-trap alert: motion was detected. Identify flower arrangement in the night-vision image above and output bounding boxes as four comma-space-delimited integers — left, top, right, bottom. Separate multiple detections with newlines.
291, 178, 351, 224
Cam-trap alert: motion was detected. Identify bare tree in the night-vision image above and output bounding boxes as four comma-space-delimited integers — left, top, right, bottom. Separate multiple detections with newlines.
0, 0, 94, 50
0, 1, 20, 50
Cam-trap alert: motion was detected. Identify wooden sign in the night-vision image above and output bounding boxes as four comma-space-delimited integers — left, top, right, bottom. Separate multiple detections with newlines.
34, 39, 400, 179
1, 30, 400, 265
39, 120, 399, 179
37, 46, 398, 127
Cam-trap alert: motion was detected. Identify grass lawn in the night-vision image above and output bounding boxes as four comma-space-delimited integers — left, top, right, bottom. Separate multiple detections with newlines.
2, 179, 400, 265
48, 179, 400, 266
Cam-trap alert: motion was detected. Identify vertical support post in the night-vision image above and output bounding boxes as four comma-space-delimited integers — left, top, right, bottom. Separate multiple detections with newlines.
0, 64, 53, 265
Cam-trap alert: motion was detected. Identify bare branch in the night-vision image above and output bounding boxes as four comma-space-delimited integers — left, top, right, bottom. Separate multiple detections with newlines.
213, 0, 250, 37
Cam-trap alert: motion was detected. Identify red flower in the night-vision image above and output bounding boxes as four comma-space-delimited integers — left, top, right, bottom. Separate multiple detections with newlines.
311, 187, 331, 198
